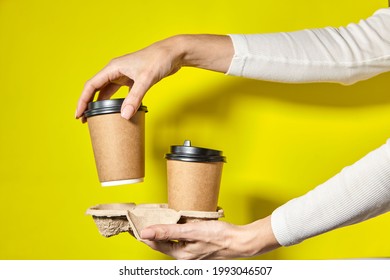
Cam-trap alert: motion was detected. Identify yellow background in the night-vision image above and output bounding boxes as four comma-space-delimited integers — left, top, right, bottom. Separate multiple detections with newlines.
0, 0, 389, 260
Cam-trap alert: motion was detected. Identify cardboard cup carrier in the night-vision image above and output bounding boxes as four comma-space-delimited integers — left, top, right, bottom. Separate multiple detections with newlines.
86, 203, 225, 239
165, 140, 226, 212
86, 140, 227, 239
84, 98, 147, 186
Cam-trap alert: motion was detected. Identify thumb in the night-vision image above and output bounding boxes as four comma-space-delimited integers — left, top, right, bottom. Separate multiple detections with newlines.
120, 81, 148, 119
140, 227, 159, 240
140, 225, 184, 241
140, 223, 200, 241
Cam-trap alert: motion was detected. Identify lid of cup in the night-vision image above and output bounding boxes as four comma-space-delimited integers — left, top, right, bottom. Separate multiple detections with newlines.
165, 140, 226, 163
84, 98, 148, 118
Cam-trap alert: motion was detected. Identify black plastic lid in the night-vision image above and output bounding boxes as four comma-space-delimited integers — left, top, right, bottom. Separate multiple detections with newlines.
165, 140, 226, 163
84, 98, 148, 118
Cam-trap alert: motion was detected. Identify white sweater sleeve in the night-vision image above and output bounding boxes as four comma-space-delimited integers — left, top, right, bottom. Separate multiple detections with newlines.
227, 8, 390, 85
271, 140, 390, 246
225, 8, 390, 246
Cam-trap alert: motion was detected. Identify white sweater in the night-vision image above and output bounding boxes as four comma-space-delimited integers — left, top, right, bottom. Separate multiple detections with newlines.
227, 8, 390, 246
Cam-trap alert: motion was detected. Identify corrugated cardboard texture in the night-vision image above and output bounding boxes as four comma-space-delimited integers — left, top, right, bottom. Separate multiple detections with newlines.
87, 111, 145, 183
167, 160, 223, 212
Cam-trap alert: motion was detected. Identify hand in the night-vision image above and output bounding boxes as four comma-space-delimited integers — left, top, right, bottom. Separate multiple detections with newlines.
140, 216, 280, 260
75, 34, 233, 121
76, 36, 183, 121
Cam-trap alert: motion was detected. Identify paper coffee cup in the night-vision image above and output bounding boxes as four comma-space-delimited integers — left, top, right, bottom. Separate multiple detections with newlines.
165, 140, 226, 212
84, 99, 147, 186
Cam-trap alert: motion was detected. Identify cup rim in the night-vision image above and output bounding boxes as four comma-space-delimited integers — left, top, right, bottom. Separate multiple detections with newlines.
84, 98, 147, 118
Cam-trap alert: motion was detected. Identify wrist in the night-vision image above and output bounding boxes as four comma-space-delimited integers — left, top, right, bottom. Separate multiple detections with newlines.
169, 34, 233, 73
160, 35, 188, 68
241, 215, 281, 257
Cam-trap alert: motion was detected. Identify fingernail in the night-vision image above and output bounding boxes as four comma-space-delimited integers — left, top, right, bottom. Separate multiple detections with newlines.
121, 105, 134, 120
140, 228, 154, 240
75, 109, 78, 119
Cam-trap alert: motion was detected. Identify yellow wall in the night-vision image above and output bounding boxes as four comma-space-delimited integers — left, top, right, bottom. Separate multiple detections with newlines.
0, 0, 389, 260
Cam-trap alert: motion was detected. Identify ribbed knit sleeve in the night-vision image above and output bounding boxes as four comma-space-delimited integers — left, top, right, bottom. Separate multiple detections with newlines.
271, 140, 390, 246
227, 8, 390, 85
226, 7, 390, 246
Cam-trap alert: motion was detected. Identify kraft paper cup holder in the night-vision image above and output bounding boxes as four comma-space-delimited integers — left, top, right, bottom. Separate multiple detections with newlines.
86, 203, 224, 240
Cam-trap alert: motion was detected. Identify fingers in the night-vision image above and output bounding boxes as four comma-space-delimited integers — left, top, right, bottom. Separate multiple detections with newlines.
142, 240, 179, 258
76, 67, 149, 120
142, 240, 196, 260
140, 222, 209, 242
120, 80, 149, 119
76, 64, 123, 119
140, 222, 230, 260
141, 224, 186, 241
76, 70, 110, 119
97, 83, 122, 101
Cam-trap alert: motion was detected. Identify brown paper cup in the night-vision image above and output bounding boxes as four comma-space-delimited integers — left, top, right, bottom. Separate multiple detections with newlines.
167, 160, 223, 212
85, 99, 147, 186
165, 140, 226, 212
